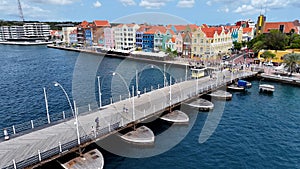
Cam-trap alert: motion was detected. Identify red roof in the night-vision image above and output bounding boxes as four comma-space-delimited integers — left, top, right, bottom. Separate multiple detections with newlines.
93, 20, 110, 27
243, 27, 253, 33
187, 24, 198, 31
263, 22, 298, 33
201, 27, 223, 38
78, 20, 89, 28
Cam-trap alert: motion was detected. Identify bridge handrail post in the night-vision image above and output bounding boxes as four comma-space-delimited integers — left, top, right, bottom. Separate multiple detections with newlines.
13, 159, 17, 169
38, 150, 41, 161
31, 120, 34, 129
88, 104, 91, 111
59, 141, 62, 153
12, 125, 16, 134
62, 111, 65, 119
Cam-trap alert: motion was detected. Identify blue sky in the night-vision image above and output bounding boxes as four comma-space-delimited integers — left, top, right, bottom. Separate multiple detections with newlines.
0, 0, 299, 25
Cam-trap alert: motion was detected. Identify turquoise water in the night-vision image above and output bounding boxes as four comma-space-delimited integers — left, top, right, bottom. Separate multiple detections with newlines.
0, 45, 299, 168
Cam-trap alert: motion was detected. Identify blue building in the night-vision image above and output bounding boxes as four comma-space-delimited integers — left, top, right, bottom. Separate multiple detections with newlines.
142, 33, 154, 52
85, 29, 93, 46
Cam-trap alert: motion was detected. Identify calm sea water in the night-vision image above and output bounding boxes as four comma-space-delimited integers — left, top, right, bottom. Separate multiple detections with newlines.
1, 45, 299, 168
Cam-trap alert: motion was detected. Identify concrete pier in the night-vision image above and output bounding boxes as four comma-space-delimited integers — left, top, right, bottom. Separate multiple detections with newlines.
120, 126, 155, 144
185, 98, 214, 111
160, 110, 189, 123
61, 149, 104, 169
209, 90, 232, 100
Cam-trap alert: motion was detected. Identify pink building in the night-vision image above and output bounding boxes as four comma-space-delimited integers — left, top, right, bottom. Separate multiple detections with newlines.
104, 27, 114, 49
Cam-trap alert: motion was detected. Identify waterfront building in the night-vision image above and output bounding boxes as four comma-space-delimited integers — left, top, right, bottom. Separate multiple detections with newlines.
263, 21, 299, 34
0, 23, 50, 41
225, 26, 243, 43
175, 33, 183, 54
69, 29, 78, 45
182, 31, 193, 58
104, 27, 115, 49
165, 36, 176, 51
113, 24, 140, 50
91, 20, 110, 46
50, 30, 62, 41
167, 24, 198, 34
77, 20, 90, 45
153, 26, 174, 51
143, 28, 155, 52
191, 25, 232, 58
136, 25, 150, 50
242, 27, 254, 42
256, 15, 267, 36
62, 27, 77, 44
0, 26, 14, 40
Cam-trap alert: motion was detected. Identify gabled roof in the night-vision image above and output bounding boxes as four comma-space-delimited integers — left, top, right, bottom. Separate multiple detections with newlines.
187, 24, 198, 31
263, 22, 298, 34
78, 20, 90, 28
201, 27, 224, 38
93, 20, 110, 27
243, 27, 253, 33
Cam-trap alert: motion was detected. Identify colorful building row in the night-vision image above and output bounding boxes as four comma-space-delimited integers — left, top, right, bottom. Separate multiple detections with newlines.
61, 21, 257, 58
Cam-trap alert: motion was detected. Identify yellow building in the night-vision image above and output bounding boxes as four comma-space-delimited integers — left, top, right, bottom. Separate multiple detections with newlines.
191, 25, 232, 58
258, 49, 300, 63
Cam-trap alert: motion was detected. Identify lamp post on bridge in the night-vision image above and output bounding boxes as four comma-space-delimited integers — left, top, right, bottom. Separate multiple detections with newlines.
53, 81, 75, 117
53, 81, 80, 145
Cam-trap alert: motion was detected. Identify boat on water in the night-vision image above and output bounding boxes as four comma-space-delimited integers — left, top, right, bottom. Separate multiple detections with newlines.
259, 84, 275, 93
0, 40, 52, 45
227, 84, 245, 91
228, 80, 252, 91
60, 149, 104, 169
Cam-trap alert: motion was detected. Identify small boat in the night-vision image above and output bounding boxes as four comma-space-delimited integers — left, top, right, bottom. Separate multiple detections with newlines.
227, 84, 245, 91
236, 80, 252, 88
61, 149, 104, 169
259, 84, 275, 93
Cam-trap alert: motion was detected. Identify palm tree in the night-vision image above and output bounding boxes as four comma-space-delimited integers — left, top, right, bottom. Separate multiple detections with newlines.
283, 53, 300, 76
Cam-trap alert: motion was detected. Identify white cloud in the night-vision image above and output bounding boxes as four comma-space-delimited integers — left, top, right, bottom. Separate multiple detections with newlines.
120, 0, 136, 6
93, 1, 102, 8
217, 6, 229, 13
206, 1, 212, 6
139, 0, 171, 9
29, 0, 79, 5
177, 0, 195, 8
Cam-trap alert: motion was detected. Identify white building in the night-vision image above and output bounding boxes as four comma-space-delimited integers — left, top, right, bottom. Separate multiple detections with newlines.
62, 27, 77, 44
0, 23, 50, 41
23, 23, 50, 38
113, 24, 140, 50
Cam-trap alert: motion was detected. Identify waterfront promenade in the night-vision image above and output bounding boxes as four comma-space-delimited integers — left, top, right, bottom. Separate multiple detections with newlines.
0, 70, 256, 169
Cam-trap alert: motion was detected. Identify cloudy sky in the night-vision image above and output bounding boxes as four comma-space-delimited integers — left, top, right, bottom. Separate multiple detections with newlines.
0, 0, 299, 25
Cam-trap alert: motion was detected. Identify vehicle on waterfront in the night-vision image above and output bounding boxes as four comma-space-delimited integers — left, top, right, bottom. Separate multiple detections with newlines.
263, 62, 273, 66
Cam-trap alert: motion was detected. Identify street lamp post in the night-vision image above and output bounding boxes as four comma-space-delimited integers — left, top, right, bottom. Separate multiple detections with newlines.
43, 87, 51, 124
97, 76, 102, 108
164, 63, 166, 87
54, 81, 75, 117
